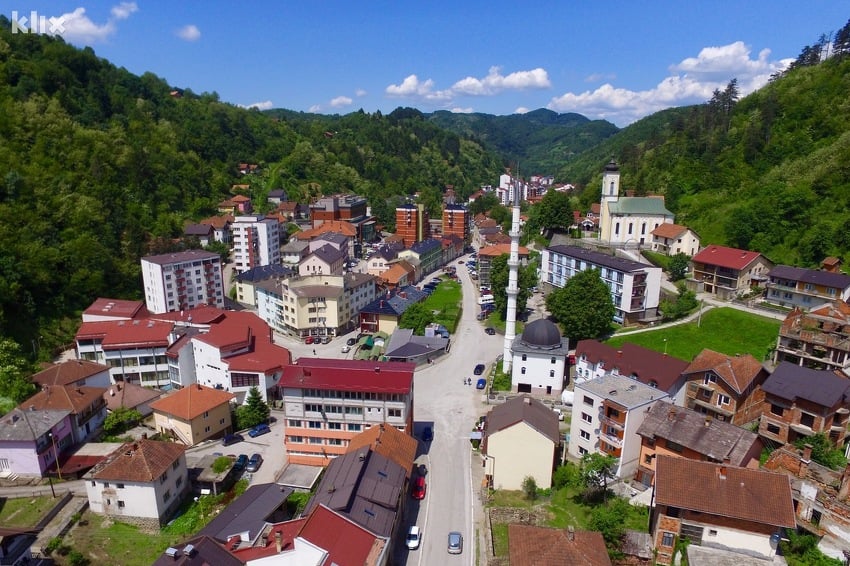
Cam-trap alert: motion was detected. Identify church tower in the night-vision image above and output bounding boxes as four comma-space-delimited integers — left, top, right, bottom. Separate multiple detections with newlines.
599, 158, 621, 243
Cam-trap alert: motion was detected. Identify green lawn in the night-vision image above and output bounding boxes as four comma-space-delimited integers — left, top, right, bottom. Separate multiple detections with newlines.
423, 279, 462, 332
605, 307, 780, 361
0, 495, 56, 527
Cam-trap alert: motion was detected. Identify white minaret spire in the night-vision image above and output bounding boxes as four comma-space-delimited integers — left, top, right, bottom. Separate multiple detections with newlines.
502, 172, 522, 373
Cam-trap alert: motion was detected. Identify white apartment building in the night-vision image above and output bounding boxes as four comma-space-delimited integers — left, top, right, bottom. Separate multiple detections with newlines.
231, 215, 282, 273
255, 273, 376, 338
141, 250, 225, 315
568, 373, 668, 479
541, 245, 662, 325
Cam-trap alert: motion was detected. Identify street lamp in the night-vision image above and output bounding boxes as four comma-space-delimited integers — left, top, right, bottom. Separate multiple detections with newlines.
49, 432, 62, 480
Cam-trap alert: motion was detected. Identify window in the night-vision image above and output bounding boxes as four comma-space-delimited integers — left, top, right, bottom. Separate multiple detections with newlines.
91, 480, 96, 487
288, 419, 302, 427
104, 482, 110, 488
309, 437, 323, 444
203, 411, 209, 419
800, 413, 815, 428
582, 412, 592, 423
327, 422, 341, 430
583, 396, 594, 407
703, 373, 717, 385
163, 490, 171, 502
578, 447, 588, 455
606, 407, 620, 419
580, 430, 591, 440
328, 438, 343, 446
308, 421, 322, 429
160, 472, 168, 484
551, 357, 556, 364
204, 426, 210, 433
172, 460, 179, 470
521, 367, 526, 374
549, 370, 555, 377
176, 477, 183, 488
666, 441, 683, 453
661, 532, 675, 547
288, 435, 303, 443
644, 454, 653, 464
716, 394, 730, 406
770, 404, 784, 416
521, 354, 527, 361
767, 423, 781, 435
117, 483, 124, 489
117, 500, 125, 508
219, 418, 225, 425
388, 408, 402, 418
347, 424, 361, 432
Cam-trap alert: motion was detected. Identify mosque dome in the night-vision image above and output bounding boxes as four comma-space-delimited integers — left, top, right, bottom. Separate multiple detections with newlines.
520, 319, 562, 349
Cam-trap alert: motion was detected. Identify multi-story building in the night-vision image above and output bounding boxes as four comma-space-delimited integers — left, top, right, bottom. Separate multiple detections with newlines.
255, 273, 376, 339
649, 223, 701, 256
359, 286, 428, 336
233, 264, 296, 307
689, 244, 774, 299
398, 238, 442, 281
764, 264, 850, 310
0, 407, 72, 478
149, 384, 235, 446
758, 361, 850, 447
278, 359, 415, 466
307, 231, 352, 260
774, 301, 850, 373
141, 250, 225, 314
441, 204, 470, 243
568, 373, 669, 478
310, 195, 368, 227
478, 243, 529, 290
231, 215, 282, 274
22, 384, 107, 444
541, 245, 662, 325
395, 203, 429, 247
681, 349, 769, 426
31, 359, 112, 390
298, 244, 346, 277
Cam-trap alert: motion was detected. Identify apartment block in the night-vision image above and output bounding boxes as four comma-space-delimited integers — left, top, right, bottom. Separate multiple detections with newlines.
395, 203, 429, 248
141, 250, 225, 314
231, 215, 282, 274
441, 204, 470, 243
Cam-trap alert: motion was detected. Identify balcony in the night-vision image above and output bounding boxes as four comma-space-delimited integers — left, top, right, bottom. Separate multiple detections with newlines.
690, 399, 734, 418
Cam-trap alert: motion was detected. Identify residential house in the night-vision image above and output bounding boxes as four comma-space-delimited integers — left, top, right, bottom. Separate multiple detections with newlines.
294, 220, 358, 246
634, 401, 762, 488
569, 374, 669, 478
650, 223, 700, 256
382, 328, 449, 365
231, 215, 281, 274
307, 231, 351, 259
682, 349, 769, 426
278, 359, 415, 466
31, 359, 112, 390
399, 238, 442, 281
598, 159, 675, 247
198, 483, 293, 549
823, 257, 844, 273
346, 422, 418, 478
774, 301, 850, 374
690, 244, 774, 299
395, 203, 429, 247
0, 526, 41, 566
152, 535, 243, 566
359, 286, 428, 336
440, 233, 465, 264
758, 361, 850, 447
481, 395, 560, 490
184, 223, 214, 247
84, 439, 188, 528
651, 455, 795, 565
103, 381, 164, 418
477, 243, 529, 290
365, 244, 404, 277
510, 319, 569, 396
0, 407, 72, 477
277, 200, 304, 221
377, 260, 416, 289
541, 245, 663, 325
298, 244, 346, 277
141, 250, 225, 314
574, 340, 690, 404
234, 264, 296, 307
267, 188, 288, 205
508, 524, 611, 566
200, 214, 234, 245
280, 238, 310, 266
149, 384, 235, 446
764, 265, 850, 310
22, 384, 107, 444
218, 194, 253, 215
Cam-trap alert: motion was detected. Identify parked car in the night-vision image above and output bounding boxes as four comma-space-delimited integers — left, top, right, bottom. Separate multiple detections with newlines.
476, 378, 487, 390
341, 345, 351, 353
411, 476, 426, 499
246, 453, 263, 473
321, 336, 331, 344
222, 433, 244, 446
476, 312, 487, 321
485, 327, 496, 335
421, 426, 433, 442
457, 259, 465, 264
473, 363, 486, 375
447, 531, 463, 554
406, 526, 422, 550
233, 454, 249, 471
304, 335, 314, 344
248, 423, 270, 438
430, 278, 442, 284
346, 337, 357, 346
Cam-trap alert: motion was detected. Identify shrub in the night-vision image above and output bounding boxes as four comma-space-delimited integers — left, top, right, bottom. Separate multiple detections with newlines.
522, 476, 538, 500
68, 550, 90, 566
211, 456, 232, 474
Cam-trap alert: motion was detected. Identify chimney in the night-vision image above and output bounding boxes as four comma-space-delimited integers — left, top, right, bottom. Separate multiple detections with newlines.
799, 444, 813, 478
142, 433, 148, 440
274, 531, 282, 553
839, 463, 850, 501
718, 463, 727, 480
568, 526, 575, 541
704, 416, 712, 427
617, 350, 623, 357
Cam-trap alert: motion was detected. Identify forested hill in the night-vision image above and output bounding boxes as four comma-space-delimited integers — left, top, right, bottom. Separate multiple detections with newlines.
558, 18, 850, 268
0, 20, 503, 353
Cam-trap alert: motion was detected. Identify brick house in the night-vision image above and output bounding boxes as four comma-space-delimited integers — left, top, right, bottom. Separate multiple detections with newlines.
758, 361, 850, 447
689, 244, 774, 299
651, 455, 795, 564
508, 524, 611, 566
681, 349, 769, 426
773, 301, 850, 374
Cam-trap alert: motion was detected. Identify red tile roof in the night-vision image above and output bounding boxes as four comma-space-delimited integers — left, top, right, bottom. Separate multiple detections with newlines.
31, 360, 110, 388
21, 385, 106, 414
200, 215, 234, 229
230, 518, 306, 562
650, 223, 688, 239
509, 524, 611, 566
103, 381, 163, 412
83, 298, 147, 320
149, 384, 235, 421
87, 439, 186, 482
479, 243, 530, 257
75, 319, 174, 350
683, 349, 767, 394
298, 504, 385, 564
294, 220, 357, 240
692, 244, 765, 270
280, 359, 414, 394
575, 340, 688, 392
654, 455, 796, 528
346, 423, 417, 475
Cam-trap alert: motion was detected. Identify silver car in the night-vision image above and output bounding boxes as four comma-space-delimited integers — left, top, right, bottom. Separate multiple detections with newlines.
447, 531, 463, 554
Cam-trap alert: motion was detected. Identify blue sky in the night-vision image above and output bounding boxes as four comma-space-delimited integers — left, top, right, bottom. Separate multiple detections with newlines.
11, 1, 850, 126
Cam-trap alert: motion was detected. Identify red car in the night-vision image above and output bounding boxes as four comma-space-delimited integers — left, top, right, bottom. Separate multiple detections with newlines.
304, 336, 314, 344
411, 476, 426, 500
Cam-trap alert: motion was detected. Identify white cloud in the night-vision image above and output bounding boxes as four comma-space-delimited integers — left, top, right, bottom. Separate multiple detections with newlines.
450, 107, 474, 113
330, 96, 353, 108
452, 66, 551, 96
585, 72, 615, 83
548, 41, 789, 126
176, 24, 201, 42
514, 107, 531, 114
355, 89, 367, 97
240, 100, 274, 111
52, 3, 137, 44
110, 2, 137, 20
308, 104, 322, 113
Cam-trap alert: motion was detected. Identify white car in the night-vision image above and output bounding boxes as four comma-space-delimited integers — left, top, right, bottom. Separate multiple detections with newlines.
406, 526, 421, 550
341, 345, 351, 353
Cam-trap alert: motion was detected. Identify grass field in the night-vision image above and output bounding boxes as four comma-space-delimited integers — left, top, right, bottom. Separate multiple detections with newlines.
605, 307, 780, 361
424, 279, 462, 332
0, 494, 56, 527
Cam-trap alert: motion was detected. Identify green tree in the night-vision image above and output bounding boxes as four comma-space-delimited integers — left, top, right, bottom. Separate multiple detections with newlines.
588, 497, 631, 559
521, 475, 538, 500
235, 387, 270, 430
667, 252, 690, 282
552, 463, 582, 490
545, 269, 615, 341
659, 283, 699, 321
0, 339, 37, 412
398, 302, 435, 334
102, 407, 143, 436
794, 433, 847, 470
580, 452, 618, 501
489, 254, 537, 318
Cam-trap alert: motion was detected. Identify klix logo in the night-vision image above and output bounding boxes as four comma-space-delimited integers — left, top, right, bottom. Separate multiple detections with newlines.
10, 10, 66, 34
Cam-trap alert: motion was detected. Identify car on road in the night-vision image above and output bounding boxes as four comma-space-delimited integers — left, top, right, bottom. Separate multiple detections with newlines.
485, 327, 496, 335
304, 335, 314, 344
447, 531, 463, 554
476, 378, 487, 389
457, 259, 465, 264
473, 363, 486, 375
341, 345, 351, 353
233, 454, 249, 471
421, 426, 433, 442
411, 475, 426, 499
221, 433, 244, 446
346, 337, 357, 346
248, 423, 270, 438
476, 312, 487, 321
430, 278, 442, 284
406, 526, 422, 550
321, 336, 331, 344
246, 453, 263, 473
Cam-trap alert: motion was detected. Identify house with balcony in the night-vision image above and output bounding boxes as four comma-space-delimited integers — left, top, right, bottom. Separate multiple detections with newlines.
634, 401, 762, 488
278, 359, 415, 466
541, 245, 662, 325
22, 384, 107, 444
298, 244, 346, 277
758, 361, 850, 447
84, 438, 188, 528
682, 349, 769, 426
231, 215, 281, 274
0, 407, 72, 478
234, 264, 296, 307
358, 286, 428, 336
774, 301, 850, 374
149, 384, 235, 446
31, 359, 112, 390
141, 250, 226, 314
689, 244, 774, 299
481, 395, 561, 490
568, 373, 669, 479
651, 455, 795, 565
764, 265, 850, 310
649, 223, 701, 256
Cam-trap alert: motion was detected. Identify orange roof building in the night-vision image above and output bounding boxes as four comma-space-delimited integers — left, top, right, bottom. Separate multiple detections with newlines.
149, 384, 235, 446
